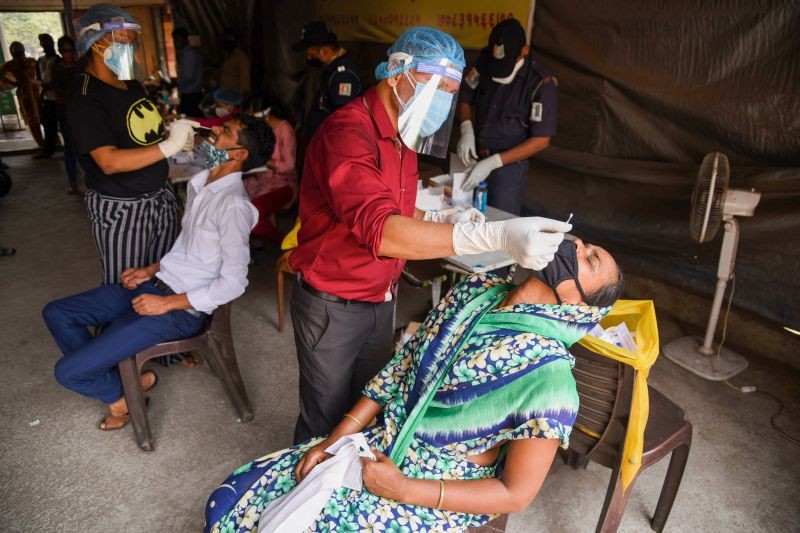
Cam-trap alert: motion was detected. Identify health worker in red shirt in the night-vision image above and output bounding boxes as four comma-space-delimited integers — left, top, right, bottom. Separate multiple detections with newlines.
290, 27, 573, 443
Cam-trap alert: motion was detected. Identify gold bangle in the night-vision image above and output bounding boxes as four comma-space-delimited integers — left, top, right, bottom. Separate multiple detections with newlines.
436, 479, 445, 509
343, 413, 365, 428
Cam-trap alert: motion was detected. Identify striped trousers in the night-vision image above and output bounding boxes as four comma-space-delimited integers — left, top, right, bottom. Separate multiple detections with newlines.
84, 187, 180, 285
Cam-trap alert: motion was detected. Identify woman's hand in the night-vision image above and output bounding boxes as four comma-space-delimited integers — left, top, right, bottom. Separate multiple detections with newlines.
361, 448, 408, 501
121, 266, 154, 289
294, 442, 333, 483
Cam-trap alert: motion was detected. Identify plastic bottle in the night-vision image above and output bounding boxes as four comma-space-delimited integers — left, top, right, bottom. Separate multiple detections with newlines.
473, 181, 488, 213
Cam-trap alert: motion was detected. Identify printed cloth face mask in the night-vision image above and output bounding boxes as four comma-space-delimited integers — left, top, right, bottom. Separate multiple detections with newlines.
200, 140, 244, 169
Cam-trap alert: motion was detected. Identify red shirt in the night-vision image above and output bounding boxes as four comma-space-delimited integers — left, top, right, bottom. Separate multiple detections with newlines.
290, 87, 419, 302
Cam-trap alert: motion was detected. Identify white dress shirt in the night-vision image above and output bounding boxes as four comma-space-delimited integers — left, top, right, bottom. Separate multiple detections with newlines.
157, 170, 258, 314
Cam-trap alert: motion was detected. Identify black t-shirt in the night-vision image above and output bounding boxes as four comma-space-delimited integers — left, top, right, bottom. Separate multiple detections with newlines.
66, 73, 168, 197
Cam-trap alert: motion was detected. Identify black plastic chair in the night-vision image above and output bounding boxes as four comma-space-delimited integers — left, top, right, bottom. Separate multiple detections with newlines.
118, 302, 254, 452
473, 344, 692, 532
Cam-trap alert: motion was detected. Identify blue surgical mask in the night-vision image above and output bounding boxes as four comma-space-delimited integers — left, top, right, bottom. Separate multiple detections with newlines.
102, 42, 136, 80
413, 82, 454, 138
200, 140, 230, 169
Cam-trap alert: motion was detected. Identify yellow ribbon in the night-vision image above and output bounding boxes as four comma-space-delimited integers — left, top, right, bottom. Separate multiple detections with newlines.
576, 299, 660, 492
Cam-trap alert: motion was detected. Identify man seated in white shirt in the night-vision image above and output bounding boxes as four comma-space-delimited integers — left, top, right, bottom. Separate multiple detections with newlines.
42, 115, 275, 430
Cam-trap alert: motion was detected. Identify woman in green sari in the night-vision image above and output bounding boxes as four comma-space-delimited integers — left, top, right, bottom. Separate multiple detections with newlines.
205, 239, 622, 532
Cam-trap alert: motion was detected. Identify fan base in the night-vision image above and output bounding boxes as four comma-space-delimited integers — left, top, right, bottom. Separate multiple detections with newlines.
662, 336, 749, 381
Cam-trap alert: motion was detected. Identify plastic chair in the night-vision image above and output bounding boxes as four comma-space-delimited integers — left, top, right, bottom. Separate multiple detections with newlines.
478, 343, 691, 532
276, 250, 295, 332
118, 302, 254, 452
565, 343, 692, 532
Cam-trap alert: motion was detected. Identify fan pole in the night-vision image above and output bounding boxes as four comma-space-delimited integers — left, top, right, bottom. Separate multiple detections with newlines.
663, 218, 749, 380
699, 219, 738, 355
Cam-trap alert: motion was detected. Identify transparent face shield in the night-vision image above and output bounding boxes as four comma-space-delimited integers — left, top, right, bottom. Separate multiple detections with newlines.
81, 20, 142, 80
394, 56, 463, 158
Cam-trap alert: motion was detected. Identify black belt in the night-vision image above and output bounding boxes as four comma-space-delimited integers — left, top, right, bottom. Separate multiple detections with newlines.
151, 277, 206, 318
298, 277, 374, 306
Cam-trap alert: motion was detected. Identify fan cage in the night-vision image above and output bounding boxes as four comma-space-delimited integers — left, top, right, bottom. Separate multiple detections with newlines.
690, 152, 729, 243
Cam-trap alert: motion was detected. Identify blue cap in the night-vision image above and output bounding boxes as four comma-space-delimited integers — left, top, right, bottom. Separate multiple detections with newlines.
75, 4, 137, 54
213, 87, 243, 106
375, 27, 465, 80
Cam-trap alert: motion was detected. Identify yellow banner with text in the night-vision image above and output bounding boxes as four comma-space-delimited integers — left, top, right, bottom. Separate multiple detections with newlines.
313, 0, 532, 50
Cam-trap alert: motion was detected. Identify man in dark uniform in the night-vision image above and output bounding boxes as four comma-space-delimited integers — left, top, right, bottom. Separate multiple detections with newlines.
292, 21, 361, 139
458, 18, 559, 215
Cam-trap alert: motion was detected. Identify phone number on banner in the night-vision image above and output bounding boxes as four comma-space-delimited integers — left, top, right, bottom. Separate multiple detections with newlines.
437, 12, 516, 30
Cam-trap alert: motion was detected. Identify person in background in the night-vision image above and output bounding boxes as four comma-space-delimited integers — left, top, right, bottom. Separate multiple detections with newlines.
292, 21, 361, 139
219, 28, 250, 97
289, 26, 572, 445
457, 18, 559, 215
172, 27, 204, 117
193, 87, 241, 128
36, 34, 60, 159
0, 42, 44, 148
67, 3, 196, 284
242, 95, 297, 245
53, 36, 80, 194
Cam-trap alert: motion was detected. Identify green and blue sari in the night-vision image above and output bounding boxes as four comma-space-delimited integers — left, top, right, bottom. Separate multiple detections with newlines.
205, 274, 609, 532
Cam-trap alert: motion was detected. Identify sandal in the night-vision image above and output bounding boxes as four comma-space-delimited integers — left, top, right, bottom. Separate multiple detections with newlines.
178, 352, 203, 369
97, 371, 158, 431
97, 412, 131, 431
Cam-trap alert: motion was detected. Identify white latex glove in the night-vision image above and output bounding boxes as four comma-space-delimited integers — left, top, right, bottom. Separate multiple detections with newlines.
452, 216, 572, 270
423, 207, 486, 224
462, 153, 503, 191
158, 119, 200, 158
457, 120, 478, 166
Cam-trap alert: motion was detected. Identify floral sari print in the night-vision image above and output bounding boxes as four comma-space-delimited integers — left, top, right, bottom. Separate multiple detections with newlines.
205, 274, 610, 532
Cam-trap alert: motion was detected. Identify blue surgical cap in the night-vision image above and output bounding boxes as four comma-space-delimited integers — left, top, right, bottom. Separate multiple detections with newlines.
75, 3, 137, 54
375, 27, 466, 80
214, 87, 243, 106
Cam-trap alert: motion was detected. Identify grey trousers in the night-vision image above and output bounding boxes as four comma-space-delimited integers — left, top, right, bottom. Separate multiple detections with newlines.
291, 284, 395, 443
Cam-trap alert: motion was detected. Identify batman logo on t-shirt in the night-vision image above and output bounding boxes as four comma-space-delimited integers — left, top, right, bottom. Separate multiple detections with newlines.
126, 98, 165, 146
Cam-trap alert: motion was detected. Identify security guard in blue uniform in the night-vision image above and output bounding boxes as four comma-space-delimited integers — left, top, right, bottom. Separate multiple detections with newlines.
458, 18, 558, 215
293, 21, 362, 139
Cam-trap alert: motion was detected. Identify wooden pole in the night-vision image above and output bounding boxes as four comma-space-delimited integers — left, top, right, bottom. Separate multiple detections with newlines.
62, 0, 76, 40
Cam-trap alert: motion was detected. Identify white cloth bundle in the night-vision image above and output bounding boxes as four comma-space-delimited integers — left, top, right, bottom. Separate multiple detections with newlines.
258, 433, 376, 533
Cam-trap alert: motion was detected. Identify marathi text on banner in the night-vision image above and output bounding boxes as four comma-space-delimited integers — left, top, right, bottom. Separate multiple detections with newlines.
314, 0, 532, 50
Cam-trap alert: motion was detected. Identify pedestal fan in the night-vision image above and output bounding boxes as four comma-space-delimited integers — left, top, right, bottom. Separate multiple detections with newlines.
663, 152, 761, 380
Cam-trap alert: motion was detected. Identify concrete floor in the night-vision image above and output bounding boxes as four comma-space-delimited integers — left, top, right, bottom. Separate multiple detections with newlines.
1, 152, 798, 532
